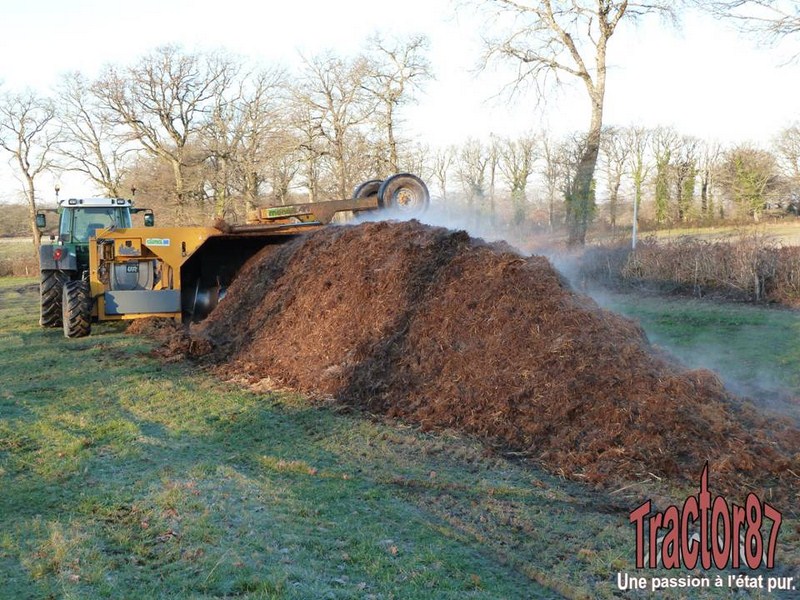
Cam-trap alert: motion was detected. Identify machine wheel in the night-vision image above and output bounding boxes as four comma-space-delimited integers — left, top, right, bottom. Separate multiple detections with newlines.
352, 179, 383, 199
62, 280, 92, 338
40, 270, 68, 327
377, 173, 430, 215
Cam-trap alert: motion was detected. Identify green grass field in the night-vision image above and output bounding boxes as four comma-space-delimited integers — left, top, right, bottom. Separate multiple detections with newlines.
0, 238, 36, 257
0, 277, 798, 599
0, 239, 38, 277
628, 220, 800, 246
594, 292, 800, 422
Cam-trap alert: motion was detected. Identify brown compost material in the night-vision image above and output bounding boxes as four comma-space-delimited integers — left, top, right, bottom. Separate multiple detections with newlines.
165, 220, 797, 497
127, 317, 211, 361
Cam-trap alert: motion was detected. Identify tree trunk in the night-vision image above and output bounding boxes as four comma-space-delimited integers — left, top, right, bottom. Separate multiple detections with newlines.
675, 176, 685, 221
28, 211, 42, 248
512, 187, 527, 225
171, 159, 186, 205
566, 99, 602, 246
214, 156, 228, 218
700, 171, 709, 214
305, 158, 318, 203
609, 179, 621, 231
243, 170, 259, 211
24, 174, 41, 248
386, 100, 398, 172
334, 134, 348, 200
633, 172, 644, 218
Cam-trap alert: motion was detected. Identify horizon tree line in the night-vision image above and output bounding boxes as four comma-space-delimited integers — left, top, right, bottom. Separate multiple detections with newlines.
1, 0, 799, 246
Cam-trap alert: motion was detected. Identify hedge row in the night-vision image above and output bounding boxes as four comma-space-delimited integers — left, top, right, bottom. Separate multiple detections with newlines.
576, 237, 800, 306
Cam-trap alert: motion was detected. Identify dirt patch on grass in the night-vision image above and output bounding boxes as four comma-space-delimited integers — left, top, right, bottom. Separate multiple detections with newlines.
157, 220, 798, 500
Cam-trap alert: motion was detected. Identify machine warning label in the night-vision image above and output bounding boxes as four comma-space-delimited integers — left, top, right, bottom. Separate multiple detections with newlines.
145, 238, 170, 247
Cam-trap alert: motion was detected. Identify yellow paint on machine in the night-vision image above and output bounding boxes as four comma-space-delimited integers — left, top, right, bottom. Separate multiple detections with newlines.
90, 226, 221, 321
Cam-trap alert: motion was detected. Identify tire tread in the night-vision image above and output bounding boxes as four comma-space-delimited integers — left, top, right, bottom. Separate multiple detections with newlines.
62, 280, 91, 338
40, 270, 67, 327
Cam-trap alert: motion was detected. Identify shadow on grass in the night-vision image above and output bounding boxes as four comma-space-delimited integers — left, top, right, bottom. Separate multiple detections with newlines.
2, 319, 571, 598
3, 280, 796, 599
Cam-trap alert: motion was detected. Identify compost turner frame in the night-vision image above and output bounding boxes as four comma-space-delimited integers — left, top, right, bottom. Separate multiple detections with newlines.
60, 173, 430, 337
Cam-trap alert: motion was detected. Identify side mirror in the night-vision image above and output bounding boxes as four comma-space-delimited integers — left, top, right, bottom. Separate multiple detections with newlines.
144, 212, 155, 227
35, 213, 46, 229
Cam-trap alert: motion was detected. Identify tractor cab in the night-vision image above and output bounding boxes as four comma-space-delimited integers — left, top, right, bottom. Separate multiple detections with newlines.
54, 199, 137, 269
37, 198, 154, 270
58, 199, 134, 243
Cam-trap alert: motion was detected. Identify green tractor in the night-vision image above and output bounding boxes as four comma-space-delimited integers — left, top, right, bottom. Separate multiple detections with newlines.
36, 198, 154, 332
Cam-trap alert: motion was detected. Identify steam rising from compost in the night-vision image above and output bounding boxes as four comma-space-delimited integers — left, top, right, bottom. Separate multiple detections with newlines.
353, 198, 517, 245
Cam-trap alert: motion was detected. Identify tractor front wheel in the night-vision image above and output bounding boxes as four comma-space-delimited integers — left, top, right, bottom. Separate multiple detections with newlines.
40, 270, 68, 327
62, 280, 92, 338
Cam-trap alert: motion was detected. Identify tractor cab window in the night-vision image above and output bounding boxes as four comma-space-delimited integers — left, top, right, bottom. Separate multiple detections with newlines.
60, 207, 132, 243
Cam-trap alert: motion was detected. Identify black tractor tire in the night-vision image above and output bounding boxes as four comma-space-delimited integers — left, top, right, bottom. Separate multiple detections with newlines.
377, 173, 430, 215
352, 179, 383, 199
62, 280, 92, 338
40, 270, 68, 327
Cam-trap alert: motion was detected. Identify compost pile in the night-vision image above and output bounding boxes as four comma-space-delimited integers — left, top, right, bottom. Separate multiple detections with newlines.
190, 220, 797, 495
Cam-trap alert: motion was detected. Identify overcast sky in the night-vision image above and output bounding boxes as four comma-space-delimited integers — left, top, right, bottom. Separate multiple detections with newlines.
1, 0, 798, 199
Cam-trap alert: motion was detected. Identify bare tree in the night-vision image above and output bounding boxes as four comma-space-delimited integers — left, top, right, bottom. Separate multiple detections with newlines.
204, 66, 287, 216
290, 100, 326, 202
363, 34, 432, 172
294, 52, 374, 200
93, 46, 235, 207
498, 134, 537, 224
701, 1, 800, 45
203, 69, 243, 218
774, 124, 800, 197
558, 131, 593, 228
401, 142, 435, 186
600, 127, 629, 231
0, 89, 61, 246
56, 71, 134, 197
456, 138, 489, 211
718, 144, 782, 221
698, 139, 722, 217
540, 132, 567, 231
478, 0, 678, 245
673, 135, 699, 222
651, 126, 679, 224
265, 134, 302, 206
432, 145, 455, 201
622, 125, 651, 245
487, 135, 500, 223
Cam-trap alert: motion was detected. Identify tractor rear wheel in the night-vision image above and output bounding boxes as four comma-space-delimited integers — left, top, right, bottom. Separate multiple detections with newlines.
377, 173, 430, 215
62, 280, 92, 338
352, 179, 382, 199
40, 270, 68, 327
